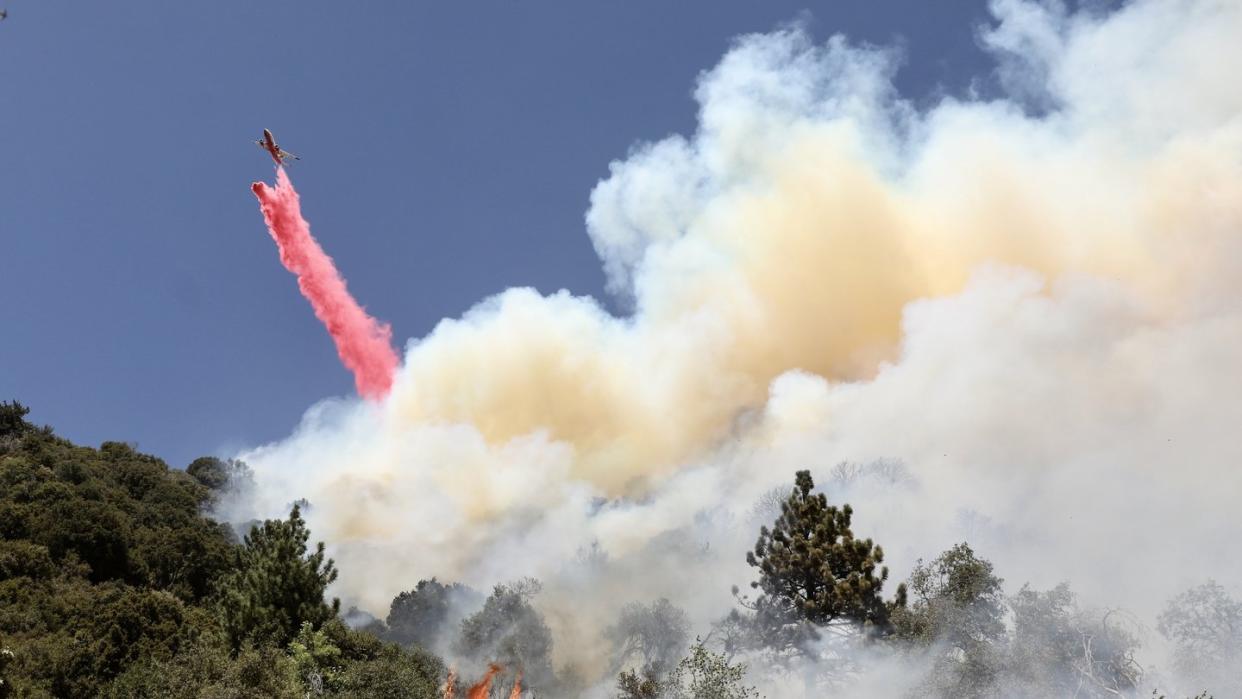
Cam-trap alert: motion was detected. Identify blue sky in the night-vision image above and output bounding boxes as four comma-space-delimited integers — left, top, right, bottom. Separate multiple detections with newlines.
0, 1, 994, 467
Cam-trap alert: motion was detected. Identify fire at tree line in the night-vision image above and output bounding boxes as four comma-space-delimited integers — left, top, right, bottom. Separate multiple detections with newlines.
0, 400, 1233, 698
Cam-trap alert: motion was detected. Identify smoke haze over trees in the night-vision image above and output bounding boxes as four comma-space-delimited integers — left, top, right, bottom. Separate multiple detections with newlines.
0, 402, 1235, 696
5, 0, 1242, 696
227, 4, 1242, 683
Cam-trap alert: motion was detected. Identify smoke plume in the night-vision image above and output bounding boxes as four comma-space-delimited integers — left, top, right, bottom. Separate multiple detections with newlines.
252, 168, 399, 399
232, 0, 1242, 693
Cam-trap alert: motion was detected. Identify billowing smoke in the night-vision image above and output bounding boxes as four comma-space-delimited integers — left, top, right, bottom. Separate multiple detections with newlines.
232, 0, 1242, 693
252, 168, 399, 399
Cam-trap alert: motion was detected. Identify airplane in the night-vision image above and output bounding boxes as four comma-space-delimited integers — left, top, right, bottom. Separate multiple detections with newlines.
255, 128, 299, 166
0, 10, 7, 21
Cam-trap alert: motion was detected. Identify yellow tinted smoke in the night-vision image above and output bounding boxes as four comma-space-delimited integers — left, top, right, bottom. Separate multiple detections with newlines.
239, 0, 1242, 611
385, 107, 1240, 495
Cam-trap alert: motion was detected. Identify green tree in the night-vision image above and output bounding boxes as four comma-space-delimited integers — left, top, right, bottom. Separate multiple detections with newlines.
0, 579, 206, 698
0, 401, 31, 439
455, 579, 554, 692
109, 640, 305, 699
130, 516, 235, 602
103, 447, 169, 501
385, 578, 480, 650
186, 456, 254, 494
664, 642, 761, 699
333, 643, 445, 699
31, 499, 132, 582
104, 637, 300, 699
616, 664, 663, 699
217, 504, 340, 651
0, 409, 455, 698
744, 470, 904, 650
288, 621, 344, 695
892, 543, 1005, 697
616, 642, 761, 699
0, 646, 13, 699
319, 617, 446, 698
0, 540, 56, 581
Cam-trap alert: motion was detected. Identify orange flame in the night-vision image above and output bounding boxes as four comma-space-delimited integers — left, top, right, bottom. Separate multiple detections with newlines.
443, 669, 457, 699
468, 664, 502, 699
508, 669, 523, 698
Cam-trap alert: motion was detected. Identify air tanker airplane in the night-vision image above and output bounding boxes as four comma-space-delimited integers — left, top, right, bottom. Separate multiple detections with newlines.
255, 129, 299, 166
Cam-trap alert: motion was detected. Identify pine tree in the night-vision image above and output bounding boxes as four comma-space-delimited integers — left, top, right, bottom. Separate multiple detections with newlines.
745, 470, 904, 648
218, 504, 340, 651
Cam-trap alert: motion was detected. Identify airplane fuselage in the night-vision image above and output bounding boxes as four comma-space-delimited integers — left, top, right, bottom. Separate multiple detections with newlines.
259, 129, 284, 165
255, 128, 299, 166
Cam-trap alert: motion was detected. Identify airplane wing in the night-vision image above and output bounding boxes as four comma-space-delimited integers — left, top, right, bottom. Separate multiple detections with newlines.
279, 149, 301, 162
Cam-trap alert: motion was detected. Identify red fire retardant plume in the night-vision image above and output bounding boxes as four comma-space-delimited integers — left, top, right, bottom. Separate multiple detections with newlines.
252, 168, 399, 400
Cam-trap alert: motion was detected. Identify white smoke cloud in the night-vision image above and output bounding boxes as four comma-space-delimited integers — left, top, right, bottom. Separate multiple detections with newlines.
231, 0, 1242, 692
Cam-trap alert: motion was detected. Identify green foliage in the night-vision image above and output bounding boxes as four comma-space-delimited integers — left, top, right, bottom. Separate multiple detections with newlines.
616, 664, 663, 699
0, 503, 28, 541
12, 406, 1216, 699
385, 578, 480, 650
104, 638, 303, 699
102, 444, 170, 501
130, 517, 235, 602
319, 617, 389, 661
31, 498, 132, 582
186, 456, 254, 499
332, 643, 445, 699
0, 424, 245, 696
312, 617, 446, 698
289, 621, 344, 694
187, 456, 231, 490
0, 401, 31, 439
105, 624, 443, 699
456, 578, 555, 691
217, 504, 340, 652
0, 406, 449, 698
892, 543, 1006, 697
666, 642, 761, 699
0, 579, 207, 697
0, 427, 234, 591
616, 642, 761, 699
745, 470, 904, 650
0, 646, 13, 699
0, 541, 56, 581
82, 586, 200, 678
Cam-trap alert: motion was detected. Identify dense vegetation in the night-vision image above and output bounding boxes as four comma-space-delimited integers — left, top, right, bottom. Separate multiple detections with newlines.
0, 402, 440, 698
0, 401, 1233, 697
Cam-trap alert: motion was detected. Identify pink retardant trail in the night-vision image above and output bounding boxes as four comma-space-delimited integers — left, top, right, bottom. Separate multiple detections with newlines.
251, 167, 399, 400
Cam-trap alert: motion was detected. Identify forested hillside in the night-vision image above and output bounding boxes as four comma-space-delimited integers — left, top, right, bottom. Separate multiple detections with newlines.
0, 400, 1234, 698
0, 401, 441, 698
